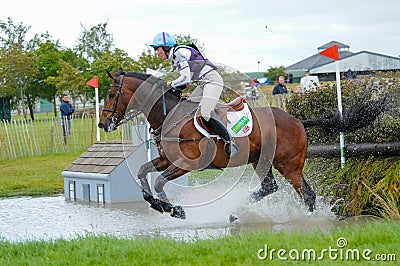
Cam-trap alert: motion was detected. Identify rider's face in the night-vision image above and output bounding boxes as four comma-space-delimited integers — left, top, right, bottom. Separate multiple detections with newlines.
155, 47, 168, 60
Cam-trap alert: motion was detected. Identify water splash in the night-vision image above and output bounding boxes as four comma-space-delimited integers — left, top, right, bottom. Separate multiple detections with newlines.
0, 174, 361, 243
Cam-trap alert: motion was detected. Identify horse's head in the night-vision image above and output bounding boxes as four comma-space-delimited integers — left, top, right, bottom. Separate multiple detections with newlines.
98, 69, 132, 132
99, 69, 181, 133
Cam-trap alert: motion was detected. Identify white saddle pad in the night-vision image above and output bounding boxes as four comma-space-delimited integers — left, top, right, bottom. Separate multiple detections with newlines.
194, 103, 253, 138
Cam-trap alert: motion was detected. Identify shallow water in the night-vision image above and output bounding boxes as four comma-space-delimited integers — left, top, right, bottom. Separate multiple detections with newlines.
0, 175, 380, 242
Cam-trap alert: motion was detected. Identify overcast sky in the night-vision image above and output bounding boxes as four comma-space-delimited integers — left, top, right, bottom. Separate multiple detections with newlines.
1, 0, 399, 72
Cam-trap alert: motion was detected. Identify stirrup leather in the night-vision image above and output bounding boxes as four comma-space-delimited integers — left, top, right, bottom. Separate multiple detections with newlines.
224, 139, 239, 158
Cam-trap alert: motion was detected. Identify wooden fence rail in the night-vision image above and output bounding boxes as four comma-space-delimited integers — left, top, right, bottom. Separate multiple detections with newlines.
307, 142, 400, 158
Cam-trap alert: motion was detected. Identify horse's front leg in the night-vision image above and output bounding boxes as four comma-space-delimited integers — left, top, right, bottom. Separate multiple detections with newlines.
145, 161, 189, 219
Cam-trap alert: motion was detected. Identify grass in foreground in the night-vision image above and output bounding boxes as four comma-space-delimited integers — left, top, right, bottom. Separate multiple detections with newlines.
0, 152, 82, 197
0, 220, 398, 265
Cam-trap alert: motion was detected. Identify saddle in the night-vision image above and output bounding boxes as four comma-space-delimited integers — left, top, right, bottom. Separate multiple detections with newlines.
196, 97, 251, 136
160, 96, 252, 138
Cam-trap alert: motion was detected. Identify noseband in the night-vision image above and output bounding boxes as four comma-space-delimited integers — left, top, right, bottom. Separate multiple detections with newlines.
102, 74, 127, 127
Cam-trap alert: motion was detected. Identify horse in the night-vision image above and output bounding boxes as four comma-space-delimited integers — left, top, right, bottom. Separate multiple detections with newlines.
98, 69, 385, 219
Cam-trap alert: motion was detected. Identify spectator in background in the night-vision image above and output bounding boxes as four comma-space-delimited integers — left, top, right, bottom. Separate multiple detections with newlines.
347, 69, 357, 79
60, 94, 74, 144
288, 73, 293, 84
272, 76, 287, 109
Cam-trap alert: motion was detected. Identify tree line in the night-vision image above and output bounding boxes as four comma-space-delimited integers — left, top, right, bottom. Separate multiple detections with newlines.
0, 17, 284, 121
0, 18, 175, 120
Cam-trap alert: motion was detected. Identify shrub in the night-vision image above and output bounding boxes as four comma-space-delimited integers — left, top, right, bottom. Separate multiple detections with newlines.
286, 72, 400, 144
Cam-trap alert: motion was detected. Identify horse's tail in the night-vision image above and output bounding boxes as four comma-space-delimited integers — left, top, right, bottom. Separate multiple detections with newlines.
301, 95, 387, 134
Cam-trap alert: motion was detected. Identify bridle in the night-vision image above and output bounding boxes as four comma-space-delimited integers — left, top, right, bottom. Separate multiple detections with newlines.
102, 74, 128, 128
101, 71, 184, 134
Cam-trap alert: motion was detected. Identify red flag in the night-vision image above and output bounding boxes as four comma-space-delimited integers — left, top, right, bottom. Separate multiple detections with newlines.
320, 44, 339, 61
86, 76, 98, 88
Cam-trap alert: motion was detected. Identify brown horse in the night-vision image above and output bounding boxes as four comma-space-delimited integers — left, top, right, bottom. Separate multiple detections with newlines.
98, 70, 384, 219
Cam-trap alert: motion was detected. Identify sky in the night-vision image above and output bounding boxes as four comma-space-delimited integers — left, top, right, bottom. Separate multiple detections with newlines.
1, 0, 400, 73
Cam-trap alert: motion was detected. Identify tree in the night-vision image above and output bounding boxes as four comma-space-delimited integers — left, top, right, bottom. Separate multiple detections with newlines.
32, 35, 64, 116
91, 48, 136, 101
0, 17, 32, 50
0, 17, 39, 119
75, 22, 113, 63
132, 47, 167, 73
174, 34, 205, 52
266, 65, 286, 83
45, 60, 86, 107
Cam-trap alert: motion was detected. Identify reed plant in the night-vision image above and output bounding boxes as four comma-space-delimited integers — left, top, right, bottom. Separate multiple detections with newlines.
305, 157, 400, 218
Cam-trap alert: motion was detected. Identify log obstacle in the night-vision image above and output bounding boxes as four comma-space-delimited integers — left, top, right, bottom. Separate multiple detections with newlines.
307, 142, 400, 158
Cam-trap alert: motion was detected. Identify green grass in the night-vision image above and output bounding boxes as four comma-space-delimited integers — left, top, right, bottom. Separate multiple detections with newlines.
0, 152, 82, 197
0, 220, 398, 265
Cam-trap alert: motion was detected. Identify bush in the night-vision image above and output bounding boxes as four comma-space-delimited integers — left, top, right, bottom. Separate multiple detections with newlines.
286, 72, 400, 144
288, 72, 400, 218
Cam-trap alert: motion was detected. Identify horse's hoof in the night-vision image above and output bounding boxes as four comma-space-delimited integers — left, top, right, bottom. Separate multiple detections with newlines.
229, 214, 239, 223
171, 205, 186, 219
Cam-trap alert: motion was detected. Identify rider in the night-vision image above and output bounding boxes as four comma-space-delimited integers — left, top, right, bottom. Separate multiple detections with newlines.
150, 32, 239, 158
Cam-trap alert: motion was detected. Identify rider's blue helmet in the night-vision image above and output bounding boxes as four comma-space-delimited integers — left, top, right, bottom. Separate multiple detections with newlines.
150, 32, 176, 49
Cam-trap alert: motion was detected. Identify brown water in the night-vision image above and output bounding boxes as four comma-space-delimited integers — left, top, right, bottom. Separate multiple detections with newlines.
0, 176, 381, 242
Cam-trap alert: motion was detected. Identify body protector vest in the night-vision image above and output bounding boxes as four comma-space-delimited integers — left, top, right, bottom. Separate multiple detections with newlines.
173, 44, 217, 81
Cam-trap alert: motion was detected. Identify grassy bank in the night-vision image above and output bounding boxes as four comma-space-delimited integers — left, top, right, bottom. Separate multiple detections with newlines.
0, 152, 81, 197
0, 220, 398, 265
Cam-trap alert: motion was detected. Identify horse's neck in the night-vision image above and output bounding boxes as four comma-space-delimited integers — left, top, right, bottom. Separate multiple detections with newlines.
131, 79, 180, 132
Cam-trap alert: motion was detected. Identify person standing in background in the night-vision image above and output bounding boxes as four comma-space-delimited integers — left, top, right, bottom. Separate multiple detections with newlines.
272, 76, 287, 109
60, 94, 74, 144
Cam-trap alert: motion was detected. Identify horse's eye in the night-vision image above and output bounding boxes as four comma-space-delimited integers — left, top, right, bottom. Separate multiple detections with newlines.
109, 94, 115, 99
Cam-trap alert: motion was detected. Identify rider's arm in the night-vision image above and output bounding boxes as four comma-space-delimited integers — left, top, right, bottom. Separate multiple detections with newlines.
171, 48, 191, 88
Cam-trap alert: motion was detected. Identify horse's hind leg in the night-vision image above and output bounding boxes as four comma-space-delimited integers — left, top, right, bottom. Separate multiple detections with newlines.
279, 169, 316, 212
249, 162, 278, 202
302, 177, 316, 212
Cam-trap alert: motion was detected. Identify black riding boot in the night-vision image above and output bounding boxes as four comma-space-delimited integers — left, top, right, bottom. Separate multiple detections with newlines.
206, 111, 239, 158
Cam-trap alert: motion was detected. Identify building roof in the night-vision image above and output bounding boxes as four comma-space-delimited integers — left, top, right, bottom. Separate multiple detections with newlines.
310, 50, 400, 74
64, 141, 138, 174
243, 72, 266, 79
286, 40, 400, 74
317, 40, 350, 51
286, 50, 354, 71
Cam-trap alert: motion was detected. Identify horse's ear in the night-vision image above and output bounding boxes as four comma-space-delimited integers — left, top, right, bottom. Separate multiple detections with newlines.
106, 69, 113, 79
118, 67, 125, 75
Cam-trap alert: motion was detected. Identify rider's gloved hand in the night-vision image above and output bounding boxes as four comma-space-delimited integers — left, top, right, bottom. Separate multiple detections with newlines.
173, 85, 187, 91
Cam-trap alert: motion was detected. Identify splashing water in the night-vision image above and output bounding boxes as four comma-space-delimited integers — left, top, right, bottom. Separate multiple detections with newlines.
0, 173, 366, 243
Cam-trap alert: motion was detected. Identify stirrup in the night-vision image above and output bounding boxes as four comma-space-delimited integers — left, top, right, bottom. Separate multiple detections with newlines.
224, 139, 239, 158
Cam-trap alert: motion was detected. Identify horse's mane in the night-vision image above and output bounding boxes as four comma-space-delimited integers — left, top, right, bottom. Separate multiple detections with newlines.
123, 71, 181, 98
125, 71, 153, 81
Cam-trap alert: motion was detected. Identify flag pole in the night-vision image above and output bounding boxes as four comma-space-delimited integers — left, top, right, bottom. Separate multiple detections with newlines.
319, 44, 345, 168
95, 86, 100, 142
86, 76, 100, 142
335, 60, 345, 168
